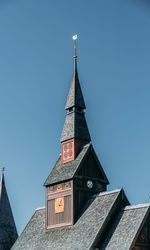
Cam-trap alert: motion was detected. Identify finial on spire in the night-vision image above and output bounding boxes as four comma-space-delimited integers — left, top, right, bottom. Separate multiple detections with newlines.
72, 34, 77, 59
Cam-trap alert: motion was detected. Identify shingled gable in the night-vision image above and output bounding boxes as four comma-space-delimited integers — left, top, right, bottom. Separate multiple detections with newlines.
101, 203, 150, 250
11, 189, 129, 250
0, 173, 18, 250
44, 143, 109, 186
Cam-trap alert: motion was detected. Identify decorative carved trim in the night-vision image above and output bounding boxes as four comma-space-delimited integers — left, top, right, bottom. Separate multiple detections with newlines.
47, 190, 72, 200
61, 139, 75, 163
47, 181, 72, 196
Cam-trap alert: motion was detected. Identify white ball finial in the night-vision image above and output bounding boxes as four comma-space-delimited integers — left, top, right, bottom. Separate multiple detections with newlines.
72, 34, 77, 40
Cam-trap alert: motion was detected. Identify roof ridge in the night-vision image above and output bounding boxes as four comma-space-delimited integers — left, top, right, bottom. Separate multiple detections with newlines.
89, 188, 123, 249
82, 142, 91, 148
91, 189, 122, 198
36, 206, 45, 211
124, 203, 150, 210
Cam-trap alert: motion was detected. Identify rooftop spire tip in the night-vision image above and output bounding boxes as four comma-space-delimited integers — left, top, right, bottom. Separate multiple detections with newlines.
72, 34, 78, 59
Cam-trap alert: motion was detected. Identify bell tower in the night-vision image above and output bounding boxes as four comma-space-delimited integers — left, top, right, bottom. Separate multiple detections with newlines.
44, 36, 109, 229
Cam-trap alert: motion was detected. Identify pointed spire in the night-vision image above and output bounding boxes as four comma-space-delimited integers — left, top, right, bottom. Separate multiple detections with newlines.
65, 35, 86, 110
61, 36, 91, 144
0, 169, 18, 249
73, 35, 77, 75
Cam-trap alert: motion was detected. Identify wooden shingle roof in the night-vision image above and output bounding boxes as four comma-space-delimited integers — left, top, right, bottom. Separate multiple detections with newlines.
101, 204, 150, 250
12, 189, 127, 250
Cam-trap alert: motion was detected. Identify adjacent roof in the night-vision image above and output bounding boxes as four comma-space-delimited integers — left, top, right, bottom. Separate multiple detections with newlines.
101, 203, 150, 250
65, 63, 86, 110
0, 173, 18, 250
44, 143, 109, 186
11, 189, 124, 250
60, 111, 91, 142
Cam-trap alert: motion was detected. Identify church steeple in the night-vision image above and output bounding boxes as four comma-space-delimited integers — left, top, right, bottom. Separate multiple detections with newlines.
0, 168, 18, 250
61, 35, 91, 163
44, 37, 109, 230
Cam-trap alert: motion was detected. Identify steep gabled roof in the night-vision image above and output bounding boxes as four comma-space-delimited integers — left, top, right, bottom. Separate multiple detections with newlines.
12, 189, 127, 250
44, 143, 90, 186
101, 203, 150, 249
0, 173, 18, 250
44, 143, 109, 186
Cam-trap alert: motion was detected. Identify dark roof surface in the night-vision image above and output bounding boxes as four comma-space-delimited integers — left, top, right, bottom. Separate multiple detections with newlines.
11, 190, 122, 250
65, 67, 86, 110
101, 204, 150, 250
0, 173, 18, 250
44, 143, 90, 186
44, 144, 109, 186
60, 111, 91, 142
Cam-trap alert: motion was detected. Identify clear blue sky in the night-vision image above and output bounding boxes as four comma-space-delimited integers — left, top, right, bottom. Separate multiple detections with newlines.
0, 0, 150, 234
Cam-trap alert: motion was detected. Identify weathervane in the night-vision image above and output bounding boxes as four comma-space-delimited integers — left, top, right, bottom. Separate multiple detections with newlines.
0, 167, 5, 173
72, 34, 77, 59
